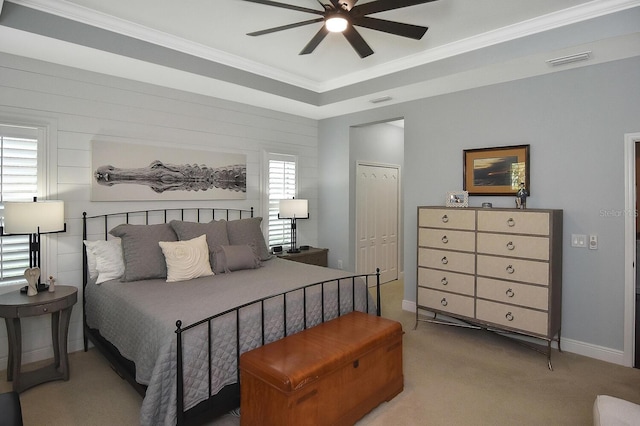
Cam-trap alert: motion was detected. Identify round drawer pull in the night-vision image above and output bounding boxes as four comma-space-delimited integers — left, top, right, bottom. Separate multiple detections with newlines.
441, 257, 448, 265
505, 312, 514, 321
441, 214, 449, 223
440, 298, 448, 307
506, 265, 515, 274
507, 217, 515, 227
441, 277, 448, 285
441, 235, 448, 244
506, 288, 515, 298
506, 241, 515, 250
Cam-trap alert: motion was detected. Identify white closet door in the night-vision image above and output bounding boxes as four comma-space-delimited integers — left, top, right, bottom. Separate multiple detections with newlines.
356, 164, 399, 283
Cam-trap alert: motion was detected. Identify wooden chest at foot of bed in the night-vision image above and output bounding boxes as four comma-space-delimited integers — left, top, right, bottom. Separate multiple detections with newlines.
239, 311, 404, 426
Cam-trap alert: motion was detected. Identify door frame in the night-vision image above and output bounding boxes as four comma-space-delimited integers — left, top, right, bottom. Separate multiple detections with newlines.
355, 161, 402, 281
624, 132, 640, 367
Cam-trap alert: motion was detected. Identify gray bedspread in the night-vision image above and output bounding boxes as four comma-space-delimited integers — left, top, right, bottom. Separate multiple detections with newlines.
85, 258, 375, 426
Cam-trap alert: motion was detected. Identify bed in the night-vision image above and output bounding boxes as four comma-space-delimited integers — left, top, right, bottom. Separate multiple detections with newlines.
81, 207, 380, 426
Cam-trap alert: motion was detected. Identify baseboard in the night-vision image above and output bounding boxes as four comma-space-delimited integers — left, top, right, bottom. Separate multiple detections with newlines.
402, 299, 628, 367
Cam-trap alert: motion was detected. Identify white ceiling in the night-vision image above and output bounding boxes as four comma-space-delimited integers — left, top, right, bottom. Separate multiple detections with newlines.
1, 0, 639, 118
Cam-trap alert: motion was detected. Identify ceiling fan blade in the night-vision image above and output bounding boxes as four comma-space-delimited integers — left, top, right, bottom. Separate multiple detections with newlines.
343, 25, 374, 58
351, 0, 438, 17
248, 18, 324, 36
241, 0, 324, 15
300, 26, 329, 55
351, 16, 428, 40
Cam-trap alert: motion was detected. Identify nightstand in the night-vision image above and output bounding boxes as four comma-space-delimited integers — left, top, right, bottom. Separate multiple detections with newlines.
277, 247, 328, 267
0, 285, 78, 393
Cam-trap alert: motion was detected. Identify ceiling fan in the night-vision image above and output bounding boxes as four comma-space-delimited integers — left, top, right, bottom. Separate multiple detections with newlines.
242, 0, 439, 58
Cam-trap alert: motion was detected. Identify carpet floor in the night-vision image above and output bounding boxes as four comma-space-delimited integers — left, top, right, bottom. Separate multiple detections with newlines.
2, 279, 640, 425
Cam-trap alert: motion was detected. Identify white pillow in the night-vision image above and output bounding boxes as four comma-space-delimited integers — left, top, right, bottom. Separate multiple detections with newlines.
83, 238, 124, 284
159, 234, 213, 283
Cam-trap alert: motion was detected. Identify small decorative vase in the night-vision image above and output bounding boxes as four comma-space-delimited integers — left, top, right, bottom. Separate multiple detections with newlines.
515, 182, 528, 209
24, 267, 40, 296
48, 276, 56, 292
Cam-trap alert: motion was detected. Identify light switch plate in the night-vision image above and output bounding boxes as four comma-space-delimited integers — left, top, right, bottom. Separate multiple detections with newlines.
571, 234, 587, 248
589, 235, 598, 250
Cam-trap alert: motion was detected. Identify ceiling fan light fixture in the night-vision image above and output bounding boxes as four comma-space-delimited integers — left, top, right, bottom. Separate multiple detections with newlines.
325, 16, 348, 33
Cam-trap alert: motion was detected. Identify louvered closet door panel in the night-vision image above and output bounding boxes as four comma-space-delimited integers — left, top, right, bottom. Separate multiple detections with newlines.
419, 228, 475, 252
477, 211, 549, 235
476, 300, 548, 336
477, 233, 549, 261
477, 255, 549, 286
477, 277, 548, 310
418, 288, 474, 318
419, 208, 475, 230
418, 268, 475, 296
419, 248, 475, 275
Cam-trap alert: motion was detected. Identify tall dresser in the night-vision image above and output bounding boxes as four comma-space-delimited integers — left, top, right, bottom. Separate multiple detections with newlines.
416, 206, 563, 368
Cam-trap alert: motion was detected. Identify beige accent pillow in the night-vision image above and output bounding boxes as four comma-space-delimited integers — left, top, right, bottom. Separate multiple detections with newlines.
158, 234, 214, 283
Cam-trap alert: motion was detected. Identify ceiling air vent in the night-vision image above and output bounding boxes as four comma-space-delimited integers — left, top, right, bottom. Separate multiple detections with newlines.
369, 96, 392, 104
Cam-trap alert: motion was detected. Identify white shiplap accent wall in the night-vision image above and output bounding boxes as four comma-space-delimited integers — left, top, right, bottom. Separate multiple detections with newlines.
0, 52, 319, 367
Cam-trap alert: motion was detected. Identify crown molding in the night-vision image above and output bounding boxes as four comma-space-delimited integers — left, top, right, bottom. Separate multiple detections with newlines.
9, 0, 640, 94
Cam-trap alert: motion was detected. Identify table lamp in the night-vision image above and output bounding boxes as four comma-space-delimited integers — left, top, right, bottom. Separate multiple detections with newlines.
1, 198, 65, 294
278, 199, 308, 253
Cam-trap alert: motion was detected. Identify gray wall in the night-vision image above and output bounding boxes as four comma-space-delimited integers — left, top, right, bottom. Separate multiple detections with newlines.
318, 56, 640, 358
0, 52, 320, 367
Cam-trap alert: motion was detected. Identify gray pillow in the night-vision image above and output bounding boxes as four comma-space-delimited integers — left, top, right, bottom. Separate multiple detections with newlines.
109, 223, 178, 281
169, 219, 229, 270
226, 217, 272, 261
214, 244, 261, 273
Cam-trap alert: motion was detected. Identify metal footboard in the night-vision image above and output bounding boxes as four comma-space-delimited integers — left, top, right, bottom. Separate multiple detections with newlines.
174, 269, 381, 426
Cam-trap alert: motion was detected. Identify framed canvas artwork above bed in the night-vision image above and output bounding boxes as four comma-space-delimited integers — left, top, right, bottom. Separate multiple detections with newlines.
91, 141, 247, 201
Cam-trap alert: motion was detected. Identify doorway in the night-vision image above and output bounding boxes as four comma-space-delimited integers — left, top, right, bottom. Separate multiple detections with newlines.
350, 119, 404, 284
623, 132, 640, 367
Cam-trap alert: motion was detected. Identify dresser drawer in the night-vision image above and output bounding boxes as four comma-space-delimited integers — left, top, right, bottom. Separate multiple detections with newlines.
476, 299, 548, 336
477, 211, 549, 235
477, 255, 549, 286
418, 267, 475, 296
419, 228, 475, 252
418, 248, 475, 275
418, 288, 474, 318
476, 277, 548, 310
477, 233, 549, 260
418, 208, 475, 231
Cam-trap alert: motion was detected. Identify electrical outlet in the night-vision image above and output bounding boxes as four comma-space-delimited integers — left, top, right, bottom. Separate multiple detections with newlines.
337, 260, 343, 269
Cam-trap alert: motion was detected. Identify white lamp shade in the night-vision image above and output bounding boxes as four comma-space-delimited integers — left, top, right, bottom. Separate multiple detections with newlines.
3, 200, 65, 234
279, 199, 309, 219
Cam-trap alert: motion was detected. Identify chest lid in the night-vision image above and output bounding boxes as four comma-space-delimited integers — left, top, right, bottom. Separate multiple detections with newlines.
239, 311, 403, 393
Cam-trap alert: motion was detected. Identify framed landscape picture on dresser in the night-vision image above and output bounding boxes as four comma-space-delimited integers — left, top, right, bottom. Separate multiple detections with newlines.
463, 144, 530, 196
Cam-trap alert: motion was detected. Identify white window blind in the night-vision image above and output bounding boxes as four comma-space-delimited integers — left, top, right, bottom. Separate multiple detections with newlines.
0, 125, 39, 285
267, 155, 297, 248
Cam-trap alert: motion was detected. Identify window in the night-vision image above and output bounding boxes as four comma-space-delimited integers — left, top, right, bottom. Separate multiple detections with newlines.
266, 153, 298, 248
0, 124, 40, 285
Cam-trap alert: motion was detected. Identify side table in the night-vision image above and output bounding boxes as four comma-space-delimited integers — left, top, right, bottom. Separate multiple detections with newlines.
0, 285, 78, 393
277, 247, 329, 267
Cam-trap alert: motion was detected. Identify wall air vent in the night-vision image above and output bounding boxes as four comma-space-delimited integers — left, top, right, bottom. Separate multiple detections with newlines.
546, 51, 592, 67
369, 96, 392, 104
